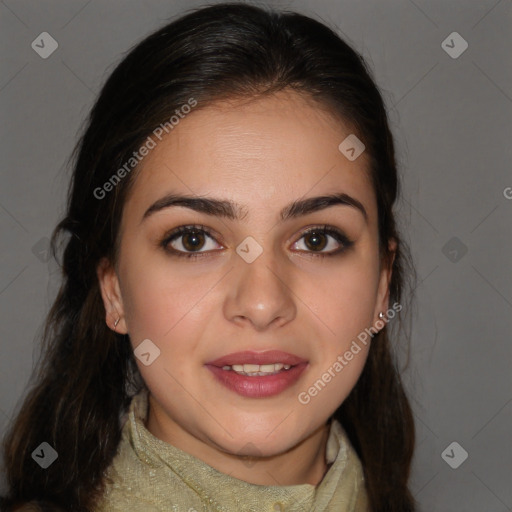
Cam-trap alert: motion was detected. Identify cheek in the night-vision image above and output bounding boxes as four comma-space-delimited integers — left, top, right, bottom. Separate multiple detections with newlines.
119, 259, 186, 338
306, 257, 377, 406
299, 339, 369, 417
298, 258, 379, 343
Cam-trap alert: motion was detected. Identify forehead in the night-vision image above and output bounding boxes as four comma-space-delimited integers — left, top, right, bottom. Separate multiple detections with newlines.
124, 90, 376, 224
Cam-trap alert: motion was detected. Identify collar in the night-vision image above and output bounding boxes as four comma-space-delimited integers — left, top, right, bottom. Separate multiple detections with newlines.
105, 387, 368, 512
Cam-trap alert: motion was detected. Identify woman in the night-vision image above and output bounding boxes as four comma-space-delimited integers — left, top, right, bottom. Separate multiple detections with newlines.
0, 3, 417, 511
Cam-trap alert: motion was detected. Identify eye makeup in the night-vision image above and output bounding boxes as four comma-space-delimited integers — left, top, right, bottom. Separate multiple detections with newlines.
158, 223, 354, 260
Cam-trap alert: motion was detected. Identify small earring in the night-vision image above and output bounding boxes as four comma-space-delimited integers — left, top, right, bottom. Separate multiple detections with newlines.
378, 312, 385, 320
114, 317, 120, 328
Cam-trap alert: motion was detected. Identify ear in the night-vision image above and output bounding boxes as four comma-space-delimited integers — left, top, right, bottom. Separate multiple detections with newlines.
373, 237, 397, 325
97, 256, 128, 334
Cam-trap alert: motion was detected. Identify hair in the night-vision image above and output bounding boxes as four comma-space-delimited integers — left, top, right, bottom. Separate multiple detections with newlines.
1, 2, 418, 511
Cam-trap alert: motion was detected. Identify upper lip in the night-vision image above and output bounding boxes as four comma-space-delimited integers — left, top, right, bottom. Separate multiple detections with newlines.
206, 350, 308, 367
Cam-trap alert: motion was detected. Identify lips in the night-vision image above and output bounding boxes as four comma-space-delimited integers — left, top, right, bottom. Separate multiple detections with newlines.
206, 362, 308, 398
205, 350, 308, 368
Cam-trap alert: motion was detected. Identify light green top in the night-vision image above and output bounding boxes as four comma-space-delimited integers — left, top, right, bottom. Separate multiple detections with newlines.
96, 388, 369, 511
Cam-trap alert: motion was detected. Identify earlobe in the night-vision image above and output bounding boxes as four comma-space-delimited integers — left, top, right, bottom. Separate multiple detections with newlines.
96, 257, 127, 334
375, 238, 397, 324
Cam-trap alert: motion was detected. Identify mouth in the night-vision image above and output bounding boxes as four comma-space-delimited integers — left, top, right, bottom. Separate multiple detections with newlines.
205, 350, 309, 398
206, 350, 308, 368
217, 362, 294, 376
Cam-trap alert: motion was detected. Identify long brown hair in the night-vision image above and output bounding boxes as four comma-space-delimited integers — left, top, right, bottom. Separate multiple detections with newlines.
1, 3, 418, 511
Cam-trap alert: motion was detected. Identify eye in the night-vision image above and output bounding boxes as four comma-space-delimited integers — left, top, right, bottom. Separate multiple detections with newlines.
291, 225, 353, 257
160, 224, 353, 260
160, 225, 222, 259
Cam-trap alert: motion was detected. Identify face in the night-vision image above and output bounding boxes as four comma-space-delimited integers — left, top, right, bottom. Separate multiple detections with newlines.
98, 89, 394, 465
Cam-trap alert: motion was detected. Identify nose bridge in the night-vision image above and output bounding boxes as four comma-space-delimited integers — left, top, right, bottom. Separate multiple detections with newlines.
225, 237, 296, 328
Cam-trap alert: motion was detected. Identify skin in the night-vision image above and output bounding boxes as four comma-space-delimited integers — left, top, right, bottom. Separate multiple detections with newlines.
97, 89, 395, 487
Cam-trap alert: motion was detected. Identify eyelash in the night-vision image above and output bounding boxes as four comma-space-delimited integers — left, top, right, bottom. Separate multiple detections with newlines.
159, 224, 354, 260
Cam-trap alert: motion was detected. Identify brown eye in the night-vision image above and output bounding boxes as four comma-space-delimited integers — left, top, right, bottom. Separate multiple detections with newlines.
181, 230, 206, 251
160, 225, 222, 259
303, 231, 328, 251
292, 226, 354, 257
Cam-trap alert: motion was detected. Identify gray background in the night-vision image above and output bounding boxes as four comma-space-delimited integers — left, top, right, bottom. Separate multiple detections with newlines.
1, 0, 511, 510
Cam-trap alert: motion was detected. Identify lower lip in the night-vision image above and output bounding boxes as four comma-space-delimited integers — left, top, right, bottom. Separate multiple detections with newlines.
205, 363, 308, 398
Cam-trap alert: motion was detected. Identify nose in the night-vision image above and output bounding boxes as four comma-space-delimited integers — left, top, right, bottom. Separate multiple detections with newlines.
223, 245, 297, 331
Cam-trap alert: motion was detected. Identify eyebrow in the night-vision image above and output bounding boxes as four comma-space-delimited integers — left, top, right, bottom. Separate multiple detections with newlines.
140, 192, 368, 224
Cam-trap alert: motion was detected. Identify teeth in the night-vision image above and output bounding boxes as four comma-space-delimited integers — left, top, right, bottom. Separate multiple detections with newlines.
221, 363, 292, 375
